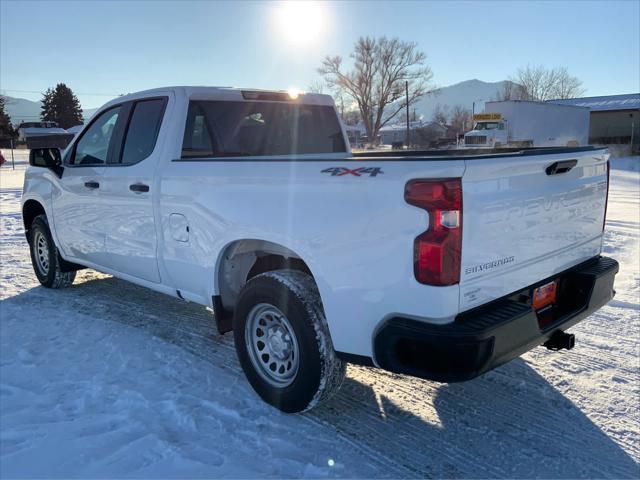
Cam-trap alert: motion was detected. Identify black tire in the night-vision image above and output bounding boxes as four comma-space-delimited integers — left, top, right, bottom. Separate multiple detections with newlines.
233, 269, 346, 413
28, 214, 76, 288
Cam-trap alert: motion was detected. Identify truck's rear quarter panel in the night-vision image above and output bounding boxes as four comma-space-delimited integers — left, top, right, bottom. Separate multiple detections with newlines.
158, 157, 465, 356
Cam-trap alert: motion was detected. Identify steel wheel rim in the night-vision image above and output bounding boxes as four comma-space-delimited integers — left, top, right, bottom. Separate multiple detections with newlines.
34, 231, 50, 275
245, 303, 299, 387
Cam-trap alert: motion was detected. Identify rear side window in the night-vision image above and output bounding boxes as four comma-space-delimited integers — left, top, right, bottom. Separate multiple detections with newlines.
181, 100, 346, 158
120, 98, 166, 165
182, 103, 214, 157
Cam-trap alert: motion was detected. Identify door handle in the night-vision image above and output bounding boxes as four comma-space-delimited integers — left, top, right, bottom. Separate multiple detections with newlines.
546, 160, 578, 176
84, 181, 100, 189
129, 183, 150, 193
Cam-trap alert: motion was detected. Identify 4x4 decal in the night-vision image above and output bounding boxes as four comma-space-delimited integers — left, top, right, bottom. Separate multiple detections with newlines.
321, 167, 384, 177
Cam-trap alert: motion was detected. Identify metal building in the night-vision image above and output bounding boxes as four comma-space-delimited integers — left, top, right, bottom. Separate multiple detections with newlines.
549, 93, 639, 152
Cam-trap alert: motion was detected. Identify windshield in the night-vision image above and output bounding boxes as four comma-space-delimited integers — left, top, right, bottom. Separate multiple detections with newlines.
474, 122, 503, 131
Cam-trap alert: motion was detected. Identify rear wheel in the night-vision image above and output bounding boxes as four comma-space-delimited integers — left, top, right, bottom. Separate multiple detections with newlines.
29, 214, 76, 288
233, 269, 346, 413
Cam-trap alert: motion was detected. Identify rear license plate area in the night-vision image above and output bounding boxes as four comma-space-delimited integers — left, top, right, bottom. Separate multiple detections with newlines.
503, 259, 606, 332
533, 280, 558, 311
533, 280, 558, 329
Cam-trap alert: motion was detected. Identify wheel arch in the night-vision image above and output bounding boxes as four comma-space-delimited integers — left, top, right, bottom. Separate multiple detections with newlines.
22, 197, 84, 273
22, 199, 47, 240
215, 238, 320, 313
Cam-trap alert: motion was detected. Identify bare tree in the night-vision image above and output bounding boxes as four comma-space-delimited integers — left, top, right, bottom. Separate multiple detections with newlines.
515, 65, 585, 101
341, 109, 362, 126
307, 80, 325, 94
449, 105, 471, 134
552, 67, 586, 99
319, 36, 434, 145
494, 80, 525, 101
432, 103, 449, 126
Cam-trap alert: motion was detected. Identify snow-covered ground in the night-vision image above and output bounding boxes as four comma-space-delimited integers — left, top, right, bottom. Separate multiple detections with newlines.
1, 151, 638, 478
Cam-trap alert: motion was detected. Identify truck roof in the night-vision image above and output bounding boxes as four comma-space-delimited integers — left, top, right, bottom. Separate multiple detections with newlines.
100, 86, 336, 112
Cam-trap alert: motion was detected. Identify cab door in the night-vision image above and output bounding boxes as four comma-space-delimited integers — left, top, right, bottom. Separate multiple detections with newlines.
99, 95, 170, 283
53, 105, 123, 266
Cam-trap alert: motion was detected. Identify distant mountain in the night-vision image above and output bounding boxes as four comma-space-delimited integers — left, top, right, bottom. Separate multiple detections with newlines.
413, 79, 514, 120
82, 107, 99, 120
2, 95, 97, 126
3, 96, 42, 125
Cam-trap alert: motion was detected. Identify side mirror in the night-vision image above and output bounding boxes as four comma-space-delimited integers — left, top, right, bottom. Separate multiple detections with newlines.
29, 148, 63, 177
30, 147, 62, 168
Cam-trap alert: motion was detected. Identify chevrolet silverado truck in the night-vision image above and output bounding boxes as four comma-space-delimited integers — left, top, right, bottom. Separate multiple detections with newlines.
22, 86, 618, 413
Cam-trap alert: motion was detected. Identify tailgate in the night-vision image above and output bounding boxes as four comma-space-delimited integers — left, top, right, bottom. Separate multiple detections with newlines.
459, 149, 609, 311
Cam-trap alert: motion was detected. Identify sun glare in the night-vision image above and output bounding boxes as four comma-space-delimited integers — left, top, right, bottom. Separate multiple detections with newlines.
287, 88, 301, 99
274, 1, 325, 46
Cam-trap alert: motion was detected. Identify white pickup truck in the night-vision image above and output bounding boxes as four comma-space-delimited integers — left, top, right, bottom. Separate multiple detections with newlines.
22, 86, 618, 413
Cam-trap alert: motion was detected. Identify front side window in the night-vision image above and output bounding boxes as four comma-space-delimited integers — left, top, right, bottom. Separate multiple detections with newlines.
71, 107, 121, 166
120, 98, 166, 165
181, 100, 346, 158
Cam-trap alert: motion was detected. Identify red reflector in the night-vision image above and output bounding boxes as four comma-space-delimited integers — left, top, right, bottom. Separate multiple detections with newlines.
405, 179, 462, 286
415, 229, 461, 285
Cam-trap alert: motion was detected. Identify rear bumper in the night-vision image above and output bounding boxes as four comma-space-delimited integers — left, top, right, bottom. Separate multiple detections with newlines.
373, 256, 619, 382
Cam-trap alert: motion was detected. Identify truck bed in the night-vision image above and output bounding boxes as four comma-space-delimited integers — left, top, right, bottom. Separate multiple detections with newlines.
351, 146, 600, 160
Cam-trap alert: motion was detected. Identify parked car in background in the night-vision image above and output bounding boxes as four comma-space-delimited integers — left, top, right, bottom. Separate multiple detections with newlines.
17, 121, 75, 149
66, 124, 84, 136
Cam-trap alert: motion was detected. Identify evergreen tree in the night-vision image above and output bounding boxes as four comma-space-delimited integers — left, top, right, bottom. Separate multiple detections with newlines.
0, 96, 16, 141
40, 88, 55, 123
40, 83, 84, 129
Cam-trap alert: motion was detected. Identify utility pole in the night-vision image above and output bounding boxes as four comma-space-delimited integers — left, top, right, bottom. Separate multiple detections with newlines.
405, 81, 410, 149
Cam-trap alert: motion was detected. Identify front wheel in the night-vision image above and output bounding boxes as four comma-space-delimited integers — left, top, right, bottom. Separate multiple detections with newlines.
29, 214, 76, 288
233, 269, 346, 413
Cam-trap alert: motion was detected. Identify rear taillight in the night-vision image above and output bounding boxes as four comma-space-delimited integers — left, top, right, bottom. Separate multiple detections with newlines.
405, 179, 462, 286
603, 159, 610, 231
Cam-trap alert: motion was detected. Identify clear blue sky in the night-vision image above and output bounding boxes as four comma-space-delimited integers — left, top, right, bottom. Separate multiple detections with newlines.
1, 0, 638, 109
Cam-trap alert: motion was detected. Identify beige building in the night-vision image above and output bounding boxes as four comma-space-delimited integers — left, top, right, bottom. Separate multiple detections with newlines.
550, 93, 639, 152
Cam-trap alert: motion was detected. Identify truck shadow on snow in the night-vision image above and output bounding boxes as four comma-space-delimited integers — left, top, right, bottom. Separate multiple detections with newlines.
6, 274, 639, 479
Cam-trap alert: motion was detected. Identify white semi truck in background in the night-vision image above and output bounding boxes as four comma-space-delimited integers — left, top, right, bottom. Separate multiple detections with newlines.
463, 100, 590, 148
